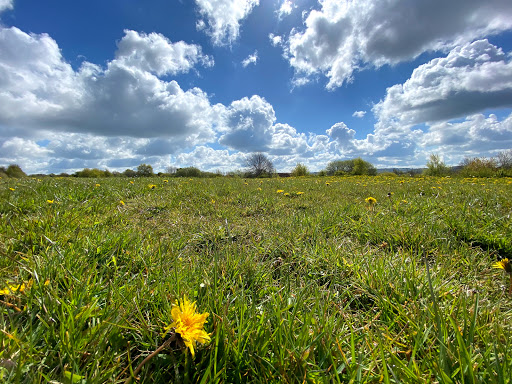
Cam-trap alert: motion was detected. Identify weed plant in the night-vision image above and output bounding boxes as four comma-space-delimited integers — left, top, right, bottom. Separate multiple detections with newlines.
1, 176, 511, 383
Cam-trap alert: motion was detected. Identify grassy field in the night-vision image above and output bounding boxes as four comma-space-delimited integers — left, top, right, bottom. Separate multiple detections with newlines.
1, 175, 512, 383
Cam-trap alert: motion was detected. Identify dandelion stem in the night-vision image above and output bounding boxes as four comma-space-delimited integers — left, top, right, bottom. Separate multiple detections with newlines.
125, 333, 176, 384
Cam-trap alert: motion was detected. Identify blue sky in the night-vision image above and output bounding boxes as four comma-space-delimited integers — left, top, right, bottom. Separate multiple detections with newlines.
1, 0, 512, 174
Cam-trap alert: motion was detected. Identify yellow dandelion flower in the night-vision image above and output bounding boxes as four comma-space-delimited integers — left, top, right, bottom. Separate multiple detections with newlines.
148, 184, 157, 189
95, 184, 100, 187
257, 187, 262, 191
493, 258, 512, 274
276, 189, 284, 193
129, 181, 134, 184
296, 192, 304, 195
164, 180, 169, 183
325, 182, 330, 186
47, 200, 54, 204
9, 188, 15, 191
284, 192, 290, 196
119, 200, 125, 206
164, 297, 210, 358
0, 280, 33, 295
365, 197, 377, 205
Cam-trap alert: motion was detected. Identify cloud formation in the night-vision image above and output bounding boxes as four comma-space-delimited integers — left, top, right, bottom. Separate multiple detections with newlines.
374, 40, 512, 127
0, 0, 13, 12
284, 0, 512, 89
422, 113, 512, 155
241, 50, 258, 67
352, 110, 366, 118
276, 0, 295, 20
0, 27, 217, 142
116, 30, 214, 76
218, 95, 276, 151
195, 0, 259, 46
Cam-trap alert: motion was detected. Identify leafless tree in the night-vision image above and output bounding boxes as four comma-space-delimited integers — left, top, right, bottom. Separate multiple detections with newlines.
245, 153, 274, 177
497, 150, 512, 169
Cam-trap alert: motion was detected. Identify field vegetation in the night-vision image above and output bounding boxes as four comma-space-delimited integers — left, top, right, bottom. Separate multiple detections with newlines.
1, 174, 512, 383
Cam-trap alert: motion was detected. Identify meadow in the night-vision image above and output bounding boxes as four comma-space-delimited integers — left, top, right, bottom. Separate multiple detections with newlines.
1, 175, 512, 383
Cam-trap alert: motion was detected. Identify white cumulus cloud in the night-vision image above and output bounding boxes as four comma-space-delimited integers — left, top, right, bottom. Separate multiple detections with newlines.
241, 50, 258, 67
373, 40, 512, 128
268, 33, 283, 47
276, 0, 296, 20
352, 110, 366, 118
0, 27, 217, 143
116, 30, 214, 76
284, 0, 512, 89
195, 0, 259, 46
0, 0, 13, 13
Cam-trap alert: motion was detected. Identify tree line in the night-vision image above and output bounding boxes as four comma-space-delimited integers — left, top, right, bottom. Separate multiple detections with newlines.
2, 150, 512, 179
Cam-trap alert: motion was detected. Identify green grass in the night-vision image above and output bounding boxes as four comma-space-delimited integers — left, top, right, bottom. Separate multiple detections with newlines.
1, 175, 511, 383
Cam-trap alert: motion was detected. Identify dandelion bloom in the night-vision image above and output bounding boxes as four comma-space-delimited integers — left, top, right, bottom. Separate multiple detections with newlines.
365, 197, 377, 205
296, 192, 304, 195
47, 200, 54, 204
119, 200, 125, 206
148, 184, 157, 189
9, 188, 15, 191
130, 181, 134, 184
164, 180, 169, 183
95, 184, 100, 187
0, 280, 32, 295
276, 190, 284, 193
164, 297, 210, 358
284, 192, 290, 196
493, 258, 512, 274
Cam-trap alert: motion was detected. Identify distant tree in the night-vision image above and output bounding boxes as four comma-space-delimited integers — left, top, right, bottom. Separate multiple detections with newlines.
74, 168, 106, 178
123, 169, 137, 177
245, 153, 274, 177
497, 150, 512, 169
291, 163, 309, 177
424, 154, 450, 176
137, 163, 154, 177
325, 158, 376, 176
352, 158, 377, 176
326, 160, 353, 176
459, 157, 497, 178
166, 166, 177, 174
5, 164, 27, 178
175, 167, 202, 177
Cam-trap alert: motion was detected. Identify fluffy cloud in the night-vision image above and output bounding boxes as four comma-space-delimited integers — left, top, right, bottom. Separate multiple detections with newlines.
268, 33, 282, 47
175, 146, 245, 171
116, 30, 213, 76
0, 0, 13, 12
284, 0, 512, 88
0, 27, 217, 143
327, 122, 355, 148
276, 0, 296, 20
218, 95, 276, 151
422, 113, 512, 155
352, 110, 366, 118
195, 0, 259, 46
241, 50, 258, 67
374, 40, 512, 127
0, 27, 80, 130
268, 123, 309, 155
